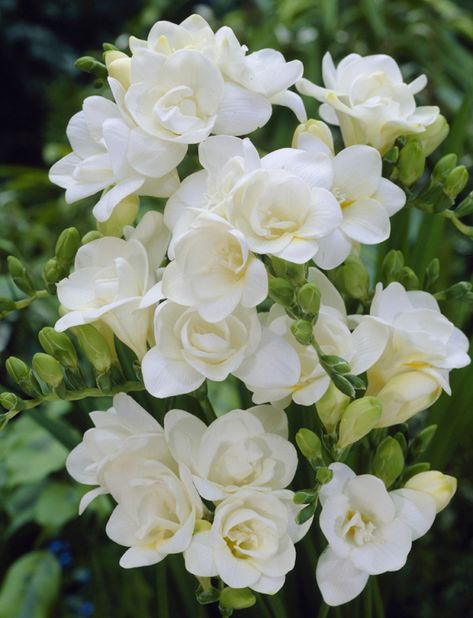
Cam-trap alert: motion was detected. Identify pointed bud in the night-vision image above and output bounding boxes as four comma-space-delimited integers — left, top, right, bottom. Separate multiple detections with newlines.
0, 392, 24, 412
43, 258, 60, 288
373, 436, 405, 488
413, 115, 449, 156
316, 383, 350, 433
394, 431, 408, 456
268, 275, 294, 307
296, 428, 322, 462
382, 249, 404, 284
383, 145, 399, 164
81, 231, 103, 245
432, 153, 457, 183
444, 165, 469, 199
74, 56, 108, 77
316, 467, 333, 485
7, 256, 35, 295
330, 373, 356, 399
423, 258, 440, 292
292, 119, 334, 154
320, 355, 351, 375
73, 324, 113, 373
455, 190, 473, 218
410, 424, 437, 456
104, 50, 131, 89
55, 227, 80, 267
32, 353, 64, 388
219, 588, 256, 611
398, 266, 419, 291
270, 257, 306, 285
97, 195, 139, 237
337, 396, 382, 449
405, 471, 457, 513
337, 256, 369, 299
5, 357, 42, 398
290, 319, 314, 345
39, 327, 78, 369
398, 141, 425, 186
296, 501, 317, 525
294, 489, 317, 504
437, 281, 472, 300
297, 283, 321, 318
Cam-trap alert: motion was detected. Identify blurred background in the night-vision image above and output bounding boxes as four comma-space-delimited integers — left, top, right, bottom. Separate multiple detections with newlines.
0, 0, 472, 616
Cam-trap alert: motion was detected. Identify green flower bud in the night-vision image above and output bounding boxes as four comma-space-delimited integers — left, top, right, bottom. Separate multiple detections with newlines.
290, 319, 314, 345
296, 428, 322, 461
320, 355, 351, 375
337, 396, 382, 449
398, 140, 425, 186
296, 501, 317, 525
196, 585, 220, 605
55, 227, 80, 267
81, 231, 103, 245
410, 424, 437, 457
383, 145, 399, 164
438, 281, 472, 300
5, 356, 42, 398
39, 327, 78, 369
330, 373, 356, 399
7, 256, 35, 295
297, 283, 321, 318
97, 195, 139, 237
219, 588, 256, 611
381, 249, 404, 284
373, 436, 405, 488
455, 190, 473, 218
398, 266, 419, 291
74, 56, 108, 77
32, 353, 64, 388
432, 153, 457, 183
338, 256, 369, 300
268, 275, 294, 307
316, 382, 350, 433
43, 258, 61, 287
316, 467, 333, 484
394, 431, 408, 456
412, 115, 449, 156
270, 256, 306, 285
444, 165, 469, 199
294, 489, 317, 504
423, 258, 440, 292
73, 324, 113, 373
0, 392, 24, 412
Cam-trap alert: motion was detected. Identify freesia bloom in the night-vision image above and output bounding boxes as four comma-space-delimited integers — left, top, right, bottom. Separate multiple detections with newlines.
161, 213, 268, 322
164, 406, 297, 500
104, 457, 203, 568
55, 212, 168, 359
297, 53, 439, 152
142, 301, 260, 397
316, 463, 436, 606
66, 393, 172, 513
49, 95, 182, 221
184, 488, 309, 594
357, 282, 470, 427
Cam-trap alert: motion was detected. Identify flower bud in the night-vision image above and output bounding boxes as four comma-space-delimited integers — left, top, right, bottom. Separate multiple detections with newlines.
405, 471, 457, 513
297, 283, 321, 318
455, 190, 473, 218
316, 467, 333, 485
55, 227, 80, 267
423, 258, 440, 292
219, 588, 256, 611
383, 145, 399, 164
0, 392, 24, 412
296, 501, 317, 525
5, 356, 42, 398
432, 153, 457, 183
320, 354, 351, 375
410, 424, 437, 456
296, 428, 322, 461
398, 141, 426, 186
270, 256, 306, 285
438, 281, 472, 300
39, 327, 78, 369
294, 489, 317, 504
381, 249, 404, 284
337, 396, 382, 449
330, 373, 356, 399
43, 258, 60, 287
290, 319, 314, 345
398, 266, 419, 291
81, 231, 103, 245
73, 324, 113, 373
444, 165, 469, 199
97, 195, 139, 237
316, 383, 350, 432
104, 50, 131, 89
32, 353, 64, 388
413, 115, 449, 156
268, 275, 294, 307
292, 119, 334, 153
338, 256, 369, 299
74, 55, 107, 77
7, 256, 35, 295
373, 436, 405, 488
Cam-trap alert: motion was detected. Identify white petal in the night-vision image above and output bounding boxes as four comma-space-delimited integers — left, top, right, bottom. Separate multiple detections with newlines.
128, 128, 187, 177
214, 82, 272, 136
341, 198, 391, 244
334, 146, 382, 199
390, 488, 436, 541
318, 463, 356, 505
350, 317, 390, 374
262, 149, 333, 190
142, 347, 204, 397
350, 518, 412, 574
373, 178, 406, 216
270, 90, 307, 122
184, 531, 218, 577
93, 178, 144, 222
313, 230, 353, 270
316, 548, 369, 607
120, 547, 164, 568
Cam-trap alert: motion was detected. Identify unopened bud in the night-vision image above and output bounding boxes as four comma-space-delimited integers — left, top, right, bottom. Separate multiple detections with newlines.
0, 392, 24, 412
291, 319, 314, 345
438, 281, 472, 300
5, 356, 42, 398
75, 56, 108, 77
423, 258, 440, 292
455, 190, 473, 218
316, 467, 333, 484
39, 327, 78, 369
399, 141, 425, 186
97, 195, 139, 237
43, 258, 61, 287
320, 355, 351, 375
432, 153, 457, 183
296, 428, 322, 462
270, 257, 306, 285
297, 283, 321, 318
398, 266, 419, 290
292, 119, 334, 154
219, 588, 256, 611
337, 396, 382, 449
294, 489, 317, 504
55, 227, 80, 267
373, 436, 405, 488
296, 501, 316, 525
268, 275, 294, 307
81, 231, 103, 245
73, 324, 113, 373
32, 353, 64, 388
413, 115, 449, 156
338, 256, 369, 299
444, 165, 469, 199
330, 373, 356, 399
405, 470, 457, 513
316, 383, 350, 432
7, 256, 35, 295
410, 424, 437, 456
382, 249, 404, 284
104, 50, 131, 89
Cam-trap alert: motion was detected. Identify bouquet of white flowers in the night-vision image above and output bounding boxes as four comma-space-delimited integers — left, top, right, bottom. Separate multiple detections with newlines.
1, 13, 471, 616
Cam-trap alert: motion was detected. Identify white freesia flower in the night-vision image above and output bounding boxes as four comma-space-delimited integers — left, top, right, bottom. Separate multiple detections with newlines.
49, 95, 183, 221
123, 14, 306, 139
66, 393, 172, 514
293, 127, 406, 268
316, 463, 436, 606
161, 213, 268, 322
297, 53, 439, 152
55, 212, 169, 359
358, 282, 471, 427
104, 457, 203, 568
236, 268, 387, 405
184, 488, 309, 594
164, 406, 297, 500
142, 301, 261, 398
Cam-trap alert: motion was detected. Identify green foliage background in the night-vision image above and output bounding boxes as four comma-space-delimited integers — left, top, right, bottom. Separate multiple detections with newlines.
0, 0, 472, 616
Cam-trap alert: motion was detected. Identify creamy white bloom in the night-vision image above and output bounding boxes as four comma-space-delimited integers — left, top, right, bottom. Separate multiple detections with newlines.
123, 14, 306, 140
297, 53, 439, 152
293, 127, 406, 268
55, 212, 169, 359
66, 393, 172, 514
161, 213, 268, 322
236, 268, 387, 405
164, 406, 297, 500
357, 282, 470, 427
142, 301, 261, 398
104, 457, 203, 568
316, 463, 436, 606
184, 488, 309, 594
49, 95, 183, 221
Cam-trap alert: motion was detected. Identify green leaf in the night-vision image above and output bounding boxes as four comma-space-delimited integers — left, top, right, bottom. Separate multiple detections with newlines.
33, 481, 82, 529
0, 551, 61, 618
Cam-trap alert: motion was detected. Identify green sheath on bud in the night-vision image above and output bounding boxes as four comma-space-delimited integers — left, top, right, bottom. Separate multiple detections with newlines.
410, 424, 437, 456
291, 319, 314, 345
402, 462, 431, 481
381, 249, 404, 284
32, 353, 64, 388
330, 373, 356, 399
383, 145, 399, 164
337, 256, 369, 300
268, 275, 294, 307
423, 258, 440, 292
219, 588, 256, 610
97, 195, 139, 237
39, 327, 78, 369
316, 383, 350, 433
270, 256, 306, 285
316, 467, 333, 485
296, 501, 316, 525
320, 355, 351, 375
337, 396, 382, 449
399, 266, 419, 291
444, 165, 469, 199
297, 283, 321, 318
7, 256, 35, 296
413, 115, 449, 156
75, 56, 108, 77
0, 392, 24, 412
73, 324, 113, 373
55, 227, 80, 267
373, 436, 405, 488
294, 489, 317, 504
455, 191, 473, 218
394, 431, 408, 456
432, 153, 457, 182
398, 140, 425, 186
81, 231, 103, 245
296, 428, 322, 463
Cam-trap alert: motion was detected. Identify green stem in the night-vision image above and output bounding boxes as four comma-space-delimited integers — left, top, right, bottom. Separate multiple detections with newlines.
364, 578, 373, 618
156, 564, 170, 618
1, 289, 50, 316
371, 578, 385, 618
317, 601, 330, 618
441, 209, 473, 237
